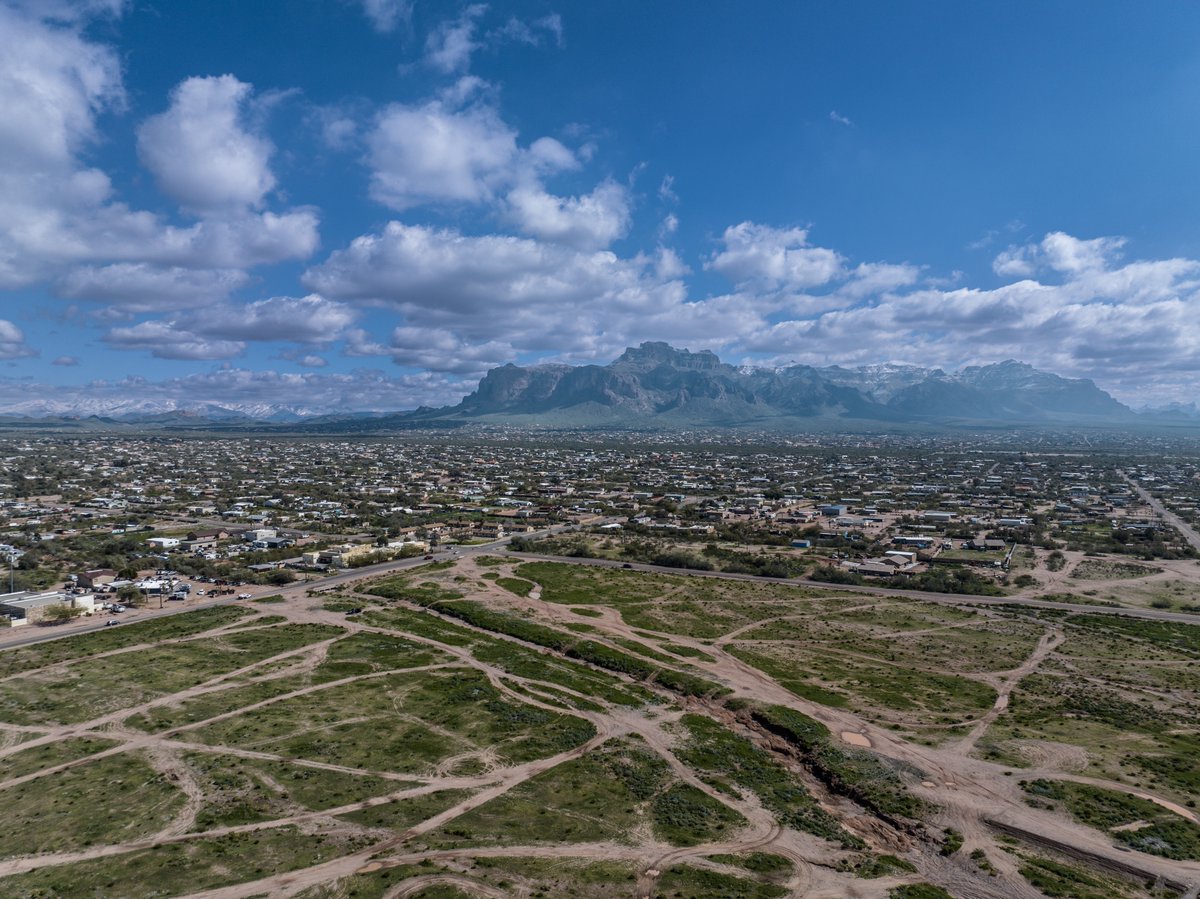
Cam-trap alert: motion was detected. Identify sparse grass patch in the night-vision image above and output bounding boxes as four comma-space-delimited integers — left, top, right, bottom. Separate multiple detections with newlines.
468, 638, 653, 707
317, 631, 449, 678
426, 599, 729, 699
0, 827, 373, 898
1023, 779, 1200, 859
1070, 559, 1158, 581
186, 752, 403, 830
0, 605, 253, 678
465, 857, 639, 896
425, 737, 743, 850
125, 673, 311, 733
1067, 614, 1200, 657
363, 571, 463, 605
515, 561, 671, 606
473, 556, 509, 567
495, 577, 534, 597
187, 668, 596, 774
361, 607, 476, 646
656, 864, 788, 898
0, 735, 120, 780
242, 613, 288, 625
1016, 850, 1149, 898
661, 642, 716, 662
651, 782, 746, 846
0, 751, 186, 857
707, 852, 793, 876
888, 886, 955, 899
289, 862, 448, 899
729, 647, 849, 708
731, 644, 996, 726
424, 749, 646, 849
321, 598, 364, 612
837, 854, 918, 878
337, 789, 473, 830
0, 623, 345, 726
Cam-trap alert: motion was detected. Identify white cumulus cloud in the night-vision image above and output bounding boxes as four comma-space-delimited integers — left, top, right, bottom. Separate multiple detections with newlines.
504, 180, 631, 250
56, 264, 250, 311
104, 321, 245, 360
0, 321, 37, 359
138, 75, 276, 213
368, 96, 518, 209
708, 222, 846, 291
356, 0, 410, 32
424, 4, 486, 74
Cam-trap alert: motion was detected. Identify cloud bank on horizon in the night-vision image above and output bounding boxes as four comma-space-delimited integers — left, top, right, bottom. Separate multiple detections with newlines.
0, 0, 1199, 414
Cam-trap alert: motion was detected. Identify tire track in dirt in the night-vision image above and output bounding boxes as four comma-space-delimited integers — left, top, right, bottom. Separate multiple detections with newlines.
953, 627, 1062, 756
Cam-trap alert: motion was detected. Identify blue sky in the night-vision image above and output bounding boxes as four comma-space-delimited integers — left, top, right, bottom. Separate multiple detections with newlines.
1, 0, 1199, 414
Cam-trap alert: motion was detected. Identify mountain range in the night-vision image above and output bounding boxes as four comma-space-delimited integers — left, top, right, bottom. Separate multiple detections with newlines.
0, 342, 1178, 431
412, 342, 1134, 428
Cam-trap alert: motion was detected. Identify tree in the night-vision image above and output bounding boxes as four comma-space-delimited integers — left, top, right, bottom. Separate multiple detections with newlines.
40, 603, 79, 625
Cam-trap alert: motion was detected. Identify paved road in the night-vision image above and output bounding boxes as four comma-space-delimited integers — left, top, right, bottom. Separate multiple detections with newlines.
0, 531, 529, 652
505, 551, 1200, 625
1120, 469, 1200, 554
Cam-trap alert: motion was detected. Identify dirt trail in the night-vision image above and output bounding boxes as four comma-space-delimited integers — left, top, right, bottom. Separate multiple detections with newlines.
0, 636, 346, 763
711, 600, 893, 647
953, 627, 1062, 755
173, 730, 624, 899
384, 874, 509, 898
141, 741, 207, 838
0, 726, 620, 882
0, 608, 301, 686
157, 662, 454, 738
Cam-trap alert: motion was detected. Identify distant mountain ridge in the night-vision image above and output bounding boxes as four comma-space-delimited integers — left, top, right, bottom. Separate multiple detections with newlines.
0, 399, 313, 424
0, 343, 1145, 431
415, 342, 1134, 427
